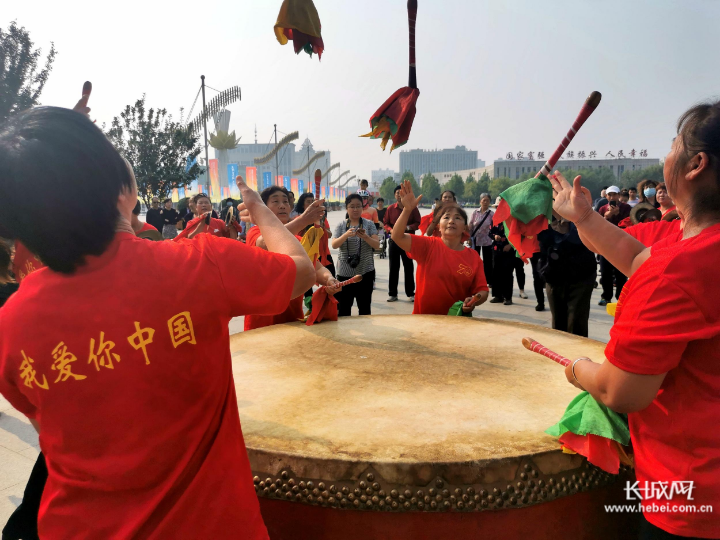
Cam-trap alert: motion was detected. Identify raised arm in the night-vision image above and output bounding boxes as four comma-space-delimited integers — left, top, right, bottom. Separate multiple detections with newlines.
237, 177, 315, 298
391, 180, 423, 252
550, 172, 649, 277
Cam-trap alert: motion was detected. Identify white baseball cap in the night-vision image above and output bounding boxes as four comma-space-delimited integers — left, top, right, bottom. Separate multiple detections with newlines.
606, 186, 620, 194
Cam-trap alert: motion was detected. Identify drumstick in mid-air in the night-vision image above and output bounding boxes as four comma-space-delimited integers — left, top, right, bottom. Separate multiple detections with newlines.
536, 91, 602, 179
522, 337, 571, 367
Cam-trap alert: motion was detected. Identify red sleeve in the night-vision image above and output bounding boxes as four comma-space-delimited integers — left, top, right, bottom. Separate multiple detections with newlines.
409, 235, 434, 263
174, 216, 203, 241
407, 208, 422, 232
606, 277, 705, 375
598, 204, 609, 215
245, 225, 261, 247
197, 235, 296, 318
472, 252, 489, 293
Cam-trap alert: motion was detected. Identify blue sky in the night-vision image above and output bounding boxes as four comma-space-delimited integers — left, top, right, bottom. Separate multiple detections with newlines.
6, 0, 720, 183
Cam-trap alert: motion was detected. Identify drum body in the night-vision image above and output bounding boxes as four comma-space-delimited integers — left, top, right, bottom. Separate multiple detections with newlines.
232, 315, 638, 540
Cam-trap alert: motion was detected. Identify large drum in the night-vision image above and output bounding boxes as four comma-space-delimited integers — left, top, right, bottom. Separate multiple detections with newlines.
232, 315, 637, 539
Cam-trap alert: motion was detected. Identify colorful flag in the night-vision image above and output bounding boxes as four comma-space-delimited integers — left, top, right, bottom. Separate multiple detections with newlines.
298, 179, 305, 193
283, 176, 291, 190
246, 167, 258, 191
291, 178, 299, 194
263, 172, 272, 190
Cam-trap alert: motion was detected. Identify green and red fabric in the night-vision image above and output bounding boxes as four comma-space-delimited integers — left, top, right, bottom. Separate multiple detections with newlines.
546, 391, 631, 474
492, 174, 554, 263
274, 0, 324, 60
361, 0, 420, 153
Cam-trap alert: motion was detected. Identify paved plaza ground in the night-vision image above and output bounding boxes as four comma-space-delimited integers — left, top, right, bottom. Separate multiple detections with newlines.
0, 208, 614, 524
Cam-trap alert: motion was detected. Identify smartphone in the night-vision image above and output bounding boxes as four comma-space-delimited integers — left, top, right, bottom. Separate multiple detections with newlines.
356, 228, 365, 235
205, 213, 211, 225
609, 201, 618, 207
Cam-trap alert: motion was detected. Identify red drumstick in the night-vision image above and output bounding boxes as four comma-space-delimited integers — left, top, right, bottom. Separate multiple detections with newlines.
315, 168, 322, 199
521, 337, 571, 367
536, 91, 602, 179
331, 275, 362, 289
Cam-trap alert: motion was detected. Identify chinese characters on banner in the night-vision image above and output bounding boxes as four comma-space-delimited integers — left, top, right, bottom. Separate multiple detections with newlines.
19, 312, 196, 390
262, 172, 272, 190
298, 179, 305, 194
283, 176, 291, 191
227, 164, 239, 196
291, 178, 299, 195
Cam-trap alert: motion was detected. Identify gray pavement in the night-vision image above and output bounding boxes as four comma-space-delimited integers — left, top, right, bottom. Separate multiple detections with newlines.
1, 207, 614, 524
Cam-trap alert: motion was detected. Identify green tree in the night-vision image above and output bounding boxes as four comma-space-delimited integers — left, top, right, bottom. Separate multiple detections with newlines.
105, 95, 202, 205
379, 176, 397, 201
489, 177, 513, 197
0, 21, 57, 124
557, 167, 617, 199
444, 174, 465, 199
620, 164, 664, 190
401, 171, 422, 199
421, 173, 441, 203
478, 171, 491, 195
464, 176, 481, 203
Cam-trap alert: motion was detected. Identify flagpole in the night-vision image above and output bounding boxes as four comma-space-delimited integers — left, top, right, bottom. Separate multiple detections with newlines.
201, 76, 210, 195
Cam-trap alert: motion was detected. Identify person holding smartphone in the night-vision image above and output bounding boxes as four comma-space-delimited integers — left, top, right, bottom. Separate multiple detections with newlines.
596, 186, 631, 305
331, 194, 380, 316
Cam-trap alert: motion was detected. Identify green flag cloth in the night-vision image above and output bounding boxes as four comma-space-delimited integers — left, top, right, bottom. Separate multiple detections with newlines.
493, 174, 554, 263
447, 301, 472, 317
545, 391, 630, 445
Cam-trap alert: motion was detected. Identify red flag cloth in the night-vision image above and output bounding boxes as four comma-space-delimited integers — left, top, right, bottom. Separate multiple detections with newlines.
418, 213, 436, 236
305, 287, 338, 326
493, 200, 547, 264
362, 87, 420, 152
559, 431, 623, 475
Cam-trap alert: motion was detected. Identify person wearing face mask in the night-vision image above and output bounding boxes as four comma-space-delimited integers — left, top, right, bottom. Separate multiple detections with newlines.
638, 179, 660, 208
596, 186, 631, 306
550, 99, 720, 540
390, 181, 488, 315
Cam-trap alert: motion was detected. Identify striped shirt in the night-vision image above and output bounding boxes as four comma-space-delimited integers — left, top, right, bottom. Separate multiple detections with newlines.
334, 218, 377, 277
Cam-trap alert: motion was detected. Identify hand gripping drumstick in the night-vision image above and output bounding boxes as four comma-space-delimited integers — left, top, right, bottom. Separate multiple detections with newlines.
330, 275, 362, 289
536, 91, 602, 179
522, 337, 571, 367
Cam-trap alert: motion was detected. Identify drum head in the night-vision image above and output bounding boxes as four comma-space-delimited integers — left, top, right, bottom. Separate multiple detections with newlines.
232, 316, 617, 504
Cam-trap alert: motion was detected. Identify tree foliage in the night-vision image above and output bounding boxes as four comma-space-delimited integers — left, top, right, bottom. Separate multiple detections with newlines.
379, 176, 397, 201
556, 167, 617, 199
420, 173, 441, 203
444, 174, 465, 200
478, 171, 491, 195
0, 21, 57, 124
401, 171, 422, 199
489, 177, 513, 197
105, 95, 203, 205
464, 177, 481, 202
620, 164, 664, 190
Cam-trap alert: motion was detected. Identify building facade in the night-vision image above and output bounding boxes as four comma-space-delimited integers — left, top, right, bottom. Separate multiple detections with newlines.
371, 168, 396, 188
399, 146, 478, 180
492, 157, 660, 182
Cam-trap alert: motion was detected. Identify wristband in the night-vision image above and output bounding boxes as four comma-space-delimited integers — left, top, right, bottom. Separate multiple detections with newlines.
571, 358, 589, 384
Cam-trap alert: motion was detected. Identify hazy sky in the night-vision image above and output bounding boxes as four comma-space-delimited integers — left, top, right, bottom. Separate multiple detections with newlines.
6, 0, 720, 183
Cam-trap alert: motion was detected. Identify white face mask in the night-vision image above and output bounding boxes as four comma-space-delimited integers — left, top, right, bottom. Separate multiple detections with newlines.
644, 188, 657, 198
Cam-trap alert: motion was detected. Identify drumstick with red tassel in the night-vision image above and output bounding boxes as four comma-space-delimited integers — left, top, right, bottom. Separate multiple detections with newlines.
521, 337, 571, 367
536, 91, 602, 179
315, 168, 322, 199
329, 275, 362, 289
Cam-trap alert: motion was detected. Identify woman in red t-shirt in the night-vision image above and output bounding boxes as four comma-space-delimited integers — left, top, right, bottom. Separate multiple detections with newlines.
0, 101, 317, 540
656, 182, 677, 218
550, 100, 720, 539
423, 190, 457, 237
175, 193, 238, 240
244, 186, 340, 331
391, 181, 489, 315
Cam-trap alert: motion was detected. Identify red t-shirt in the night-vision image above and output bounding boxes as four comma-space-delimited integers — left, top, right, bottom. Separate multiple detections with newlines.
175, 216, 229, 240
624, 219, 682, 247
0, 233, 296, 539
244, 226, 305, 330
605, 224, 720, 537
409, 235, 488, 315
12, 241, 44, 284
138, 222, 158, 232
